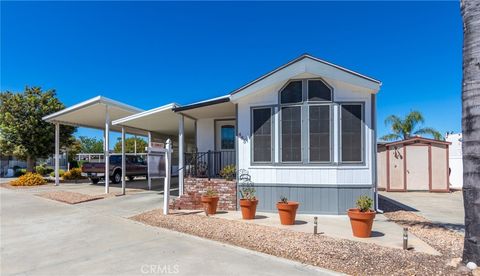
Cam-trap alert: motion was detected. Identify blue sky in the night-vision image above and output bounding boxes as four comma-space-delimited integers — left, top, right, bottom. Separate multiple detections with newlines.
1, 1, 462, 142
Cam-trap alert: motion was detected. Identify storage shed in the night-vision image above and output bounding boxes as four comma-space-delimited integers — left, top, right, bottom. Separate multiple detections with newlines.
377, 137, 451, 192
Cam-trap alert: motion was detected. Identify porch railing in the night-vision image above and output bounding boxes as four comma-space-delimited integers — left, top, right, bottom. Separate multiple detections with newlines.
184, 151, 235, 179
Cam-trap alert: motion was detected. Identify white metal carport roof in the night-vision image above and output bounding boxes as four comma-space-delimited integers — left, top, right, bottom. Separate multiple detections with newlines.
42, 96, 147, 135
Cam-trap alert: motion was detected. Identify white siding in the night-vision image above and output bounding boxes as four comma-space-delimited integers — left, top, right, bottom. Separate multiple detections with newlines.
196, 118, 214, 152
235, 76, 374, 186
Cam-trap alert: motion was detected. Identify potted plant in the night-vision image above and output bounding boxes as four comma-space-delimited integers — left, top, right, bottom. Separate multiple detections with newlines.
201, 188, 219, 215
239, 186, 258, 219
347, 196, 376, 238
276, 196, 299, 225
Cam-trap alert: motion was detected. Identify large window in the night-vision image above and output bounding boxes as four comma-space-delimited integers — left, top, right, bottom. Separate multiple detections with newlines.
280, 79, 333, 163
281, 106, 302, 162
341, 104, 363, 163
252, 108, 273, 163
309, 105, 330, 162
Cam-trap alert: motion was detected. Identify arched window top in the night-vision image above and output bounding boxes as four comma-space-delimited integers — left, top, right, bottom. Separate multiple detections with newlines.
280, 79, 333, 104
280, 81, 302, 104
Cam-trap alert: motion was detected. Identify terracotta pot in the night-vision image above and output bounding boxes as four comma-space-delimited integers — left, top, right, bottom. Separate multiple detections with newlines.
276, 201, 299, 225
201, 196, 219, 215
347, 208, 376, 238
239, 199, 258, 220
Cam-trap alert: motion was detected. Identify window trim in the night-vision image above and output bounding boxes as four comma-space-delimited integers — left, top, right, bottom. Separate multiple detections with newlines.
338, 102, 365, 165
307, 103, 334, 164
250, 106, 275, 165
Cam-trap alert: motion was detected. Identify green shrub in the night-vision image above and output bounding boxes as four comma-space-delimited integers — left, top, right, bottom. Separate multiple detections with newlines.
219, 164, 236, 181
11, 173, 46, 186
69, 160, 79, 168
239, 186, 256, 200
356, 196, 373, 212
62, 168, 84, 180
49, 169, 65, 177
204, 187, 218, 197
14, 168, 26, 177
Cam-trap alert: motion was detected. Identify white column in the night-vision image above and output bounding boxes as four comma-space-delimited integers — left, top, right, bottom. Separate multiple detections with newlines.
147, 131, 152, 190
178, 115, 184, 195
121, 127, 126, 195
54, 123, 60, 186
104, 107, 110, 194
163, 139, 172, 215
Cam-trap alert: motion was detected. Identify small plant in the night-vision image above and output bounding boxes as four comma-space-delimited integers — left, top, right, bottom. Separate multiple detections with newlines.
240, 186, 256, 200
280, 196, 288, 204
356, 196, 373, 212
62, 168, 84, 180
11, 173, 47, 186
35, 165, 53, 176
14, 168, 26, 177
219, 164, 236, 181
50, 169, 65, 178
204, 187, 218, 197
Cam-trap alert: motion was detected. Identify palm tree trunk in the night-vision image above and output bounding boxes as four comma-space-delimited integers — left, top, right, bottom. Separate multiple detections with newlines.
461, 0, 480, 265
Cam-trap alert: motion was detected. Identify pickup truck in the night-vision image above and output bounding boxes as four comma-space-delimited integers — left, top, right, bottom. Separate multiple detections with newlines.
81, 155, 147, 184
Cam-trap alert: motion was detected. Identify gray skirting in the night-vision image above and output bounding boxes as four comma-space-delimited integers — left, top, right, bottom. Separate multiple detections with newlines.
244, 184, 374, 215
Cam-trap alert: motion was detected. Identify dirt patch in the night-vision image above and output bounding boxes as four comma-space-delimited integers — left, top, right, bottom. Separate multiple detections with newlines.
37, 191, 110, 204
0, 182, 50, 190
131, 209, 462, 275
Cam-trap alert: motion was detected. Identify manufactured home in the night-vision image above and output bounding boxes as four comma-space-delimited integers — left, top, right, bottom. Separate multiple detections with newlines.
44, 54, 381, 214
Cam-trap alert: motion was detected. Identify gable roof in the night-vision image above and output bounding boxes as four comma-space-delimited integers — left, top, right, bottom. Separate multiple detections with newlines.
380, 137, 451, 147
229, 53, 381, 98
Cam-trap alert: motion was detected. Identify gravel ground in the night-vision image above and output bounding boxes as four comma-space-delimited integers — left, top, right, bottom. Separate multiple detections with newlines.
0, 182, 50, 190
37, 191, 108, 204
131, 209, 463, 275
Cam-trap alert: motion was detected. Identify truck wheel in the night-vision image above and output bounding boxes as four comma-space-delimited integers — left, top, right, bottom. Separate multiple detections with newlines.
112, 170, 121, 184
128, 176, 134, 181
91, 178, 99, 184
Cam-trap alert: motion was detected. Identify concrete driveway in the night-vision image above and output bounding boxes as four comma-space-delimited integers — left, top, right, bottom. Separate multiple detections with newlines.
380, 191, 464, 232
0, 187, 337, 276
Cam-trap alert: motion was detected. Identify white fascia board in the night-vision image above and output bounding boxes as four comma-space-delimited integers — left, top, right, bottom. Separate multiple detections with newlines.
112, 103, 179, 126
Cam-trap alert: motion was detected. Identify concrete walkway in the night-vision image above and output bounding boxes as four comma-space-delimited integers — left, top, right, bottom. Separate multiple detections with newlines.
380, 191, 464, 232
0, 187, 338, 276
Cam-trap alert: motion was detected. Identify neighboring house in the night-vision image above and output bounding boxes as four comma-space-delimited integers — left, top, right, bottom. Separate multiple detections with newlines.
377, 137, 451, 192
45, 54, 382, 214
445, 133, 463, 190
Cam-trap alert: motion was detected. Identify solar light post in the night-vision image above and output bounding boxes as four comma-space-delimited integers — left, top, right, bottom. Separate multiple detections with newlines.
403, 227, 408, 250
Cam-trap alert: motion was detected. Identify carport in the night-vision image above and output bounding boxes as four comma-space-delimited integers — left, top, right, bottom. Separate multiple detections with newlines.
112, 103, 196, 195
43, 96, 147, 194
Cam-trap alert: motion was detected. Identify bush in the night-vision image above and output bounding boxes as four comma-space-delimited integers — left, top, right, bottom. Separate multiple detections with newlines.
35, 165, 53, 176
219, 164, 236, 181
69, 160, 79, 168
11, 172, 47, 186
62, 168, 84, 180
50, 169, 65, 177
14, 168, 26, 177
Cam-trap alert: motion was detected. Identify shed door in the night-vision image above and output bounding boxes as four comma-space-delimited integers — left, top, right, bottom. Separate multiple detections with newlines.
406, 145, 429, 191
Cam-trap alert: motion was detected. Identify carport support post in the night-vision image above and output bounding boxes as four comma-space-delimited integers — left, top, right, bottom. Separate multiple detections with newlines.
163, 139, 172, 215
54, 122, 60, 186
147, 131, 152, 190
178, 115, 184, 195
104, 108, 110, 194
121, 127, 126, 195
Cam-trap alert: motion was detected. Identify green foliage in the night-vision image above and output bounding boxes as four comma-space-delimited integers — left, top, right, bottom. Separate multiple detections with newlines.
11, 172, 46, 186
219, 164, 236, 181
204, 187, 218, 197
280, 196, 288, 204
14, 168, 26, 177
77, 136, 104, 153
35, 165, 53, 176
113, 137, 147, 153
50, 169, 65, 177
355, 196, 373, 212
240, 186, 256, 200
380, 110, 443, 141
62, 168, 84, 180
0, 87, 76, 168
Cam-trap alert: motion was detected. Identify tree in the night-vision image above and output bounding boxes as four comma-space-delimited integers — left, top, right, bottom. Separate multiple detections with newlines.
77, 136, 104, 153
113, 137, 147, 153
461, 0, 480, 265
380, 110, 443, 141
0, 87, 76, 171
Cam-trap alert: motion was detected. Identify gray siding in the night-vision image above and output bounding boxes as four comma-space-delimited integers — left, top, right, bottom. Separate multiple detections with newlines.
250, 184, 373, 215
